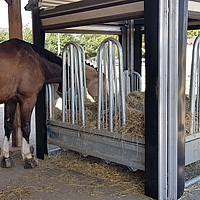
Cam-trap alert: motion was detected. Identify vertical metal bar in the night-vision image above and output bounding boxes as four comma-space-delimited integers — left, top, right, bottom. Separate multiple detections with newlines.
77, 48, 85, 126
97, 48, 103, 130
62, 47, 67, 123
158, 0, 168, 199
70, 45, 75, 124
74, 48, 78, 124
47, 84, 53, 119
79, 45, 87, 97
118, 41, 126, 126
67, 47, 70, 123
129, 20, 135, 92
198, 49, 200, 131
177, 1, 188, 197
113, 43, 118, 122
51, 83, 55, 104
108, 41, 114, 132
189, 35, 200, 133
198, 45, 200, 131
133, 71, 142, 92
168, 0, 178, 198
104, 45, 108, 128
101, 45, 105, 128
123, 71, 128, 95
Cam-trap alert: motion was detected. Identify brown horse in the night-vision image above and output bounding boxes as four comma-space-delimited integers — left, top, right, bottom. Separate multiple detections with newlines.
0, 38, 102, 169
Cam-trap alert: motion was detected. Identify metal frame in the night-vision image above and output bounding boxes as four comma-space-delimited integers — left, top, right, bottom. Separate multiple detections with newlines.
167, 0, 179, 198
97, 37, 126, 132
189, 35, 200, 133
123, 70, 142, 95
158, 0, 168, 198
144, 0, 187, 199
62, 41, 86, 125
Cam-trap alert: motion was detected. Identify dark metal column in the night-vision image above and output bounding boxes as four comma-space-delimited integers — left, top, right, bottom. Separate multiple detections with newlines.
134, 23, 142, 75
144, 0, 159, 198
177, 0, 188, 198
127, 20, 135, 92
144, 0, 188, 198
32, 7, 47, 159
121, 26, 127, 71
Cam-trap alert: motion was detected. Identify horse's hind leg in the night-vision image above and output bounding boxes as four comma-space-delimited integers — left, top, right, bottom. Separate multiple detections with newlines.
1, 102, 17, 168
20, 96, 38, 169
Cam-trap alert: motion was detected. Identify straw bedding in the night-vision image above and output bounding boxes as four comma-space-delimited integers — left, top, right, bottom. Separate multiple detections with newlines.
53, 91, 192, 137
39, 150, 145, 197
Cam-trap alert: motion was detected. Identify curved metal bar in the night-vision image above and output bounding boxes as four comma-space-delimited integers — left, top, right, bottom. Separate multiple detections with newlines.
97, 37, 126, 131
132, 71, 142, 92
190, 35, 200, 133
62, 41, 85, 126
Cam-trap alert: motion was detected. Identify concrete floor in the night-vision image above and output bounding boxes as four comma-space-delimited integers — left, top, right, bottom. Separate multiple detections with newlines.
0, 105, 200, 199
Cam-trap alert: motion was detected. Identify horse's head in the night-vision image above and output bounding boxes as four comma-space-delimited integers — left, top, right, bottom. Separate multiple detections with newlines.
56, 64, 106, 102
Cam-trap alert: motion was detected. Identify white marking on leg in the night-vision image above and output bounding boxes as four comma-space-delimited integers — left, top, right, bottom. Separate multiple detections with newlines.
1, 136, 9, 158
21, 138, 32, 159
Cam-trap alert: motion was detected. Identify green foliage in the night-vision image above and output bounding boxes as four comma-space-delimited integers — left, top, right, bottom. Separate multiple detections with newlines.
75, 34, 118, 58
23, 24, 32, 43
187, 30, 198, 39
0, 30, 9, 43
45, 33, 75, 55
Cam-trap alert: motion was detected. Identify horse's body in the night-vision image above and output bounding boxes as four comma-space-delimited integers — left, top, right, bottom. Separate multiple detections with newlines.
0, 38, 103, 169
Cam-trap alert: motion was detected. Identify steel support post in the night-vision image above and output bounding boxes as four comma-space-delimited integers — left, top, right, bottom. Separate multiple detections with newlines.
145, 0, 188, 199
144, 0, 160, 198
127, 20, 135, 92
167, 0, 179, 198
134, 22, 142, 75
177, 0, 188, 198
32, 7, 47, 159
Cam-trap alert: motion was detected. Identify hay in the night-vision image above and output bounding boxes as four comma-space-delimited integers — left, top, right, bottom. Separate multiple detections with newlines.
39, 150, 145, 197
0, 186, 52, 200
52, 91, 192, 137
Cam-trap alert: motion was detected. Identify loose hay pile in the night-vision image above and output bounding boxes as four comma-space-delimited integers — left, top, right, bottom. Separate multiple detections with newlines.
53, 91, 192, 137
39, 150, 145, 197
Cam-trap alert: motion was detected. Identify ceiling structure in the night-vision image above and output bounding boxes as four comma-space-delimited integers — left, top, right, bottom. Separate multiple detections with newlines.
25, 0, 200, 34
39, 0, 82, 8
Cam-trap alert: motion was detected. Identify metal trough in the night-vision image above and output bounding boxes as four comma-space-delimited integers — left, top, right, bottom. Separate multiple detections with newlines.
47, 120, 200, 170
47, 120, 145, 171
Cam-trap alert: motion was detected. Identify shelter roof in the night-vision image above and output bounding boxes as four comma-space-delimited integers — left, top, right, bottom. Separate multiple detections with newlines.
25, 0, 200, 34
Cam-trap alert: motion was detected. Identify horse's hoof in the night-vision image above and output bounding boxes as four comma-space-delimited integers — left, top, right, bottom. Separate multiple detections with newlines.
1, 157, 15, 168
24, 156, 38, 169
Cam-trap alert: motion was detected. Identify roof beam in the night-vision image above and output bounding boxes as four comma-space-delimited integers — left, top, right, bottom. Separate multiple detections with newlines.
40, 1, 144, 31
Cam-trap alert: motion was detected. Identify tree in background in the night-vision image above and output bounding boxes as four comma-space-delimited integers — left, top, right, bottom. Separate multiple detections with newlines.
45, 33, 75, 55
187, 30, 199, 39
75, 34, 118, 58
0, 30, 9, 43
23, 24, 32, 43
